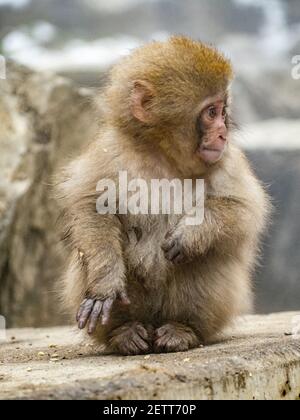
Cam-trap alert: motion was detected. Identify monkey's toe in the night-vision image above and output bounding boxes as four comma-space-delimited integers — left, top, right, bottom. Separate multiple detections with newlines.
107, 322, 152, 356
154, 323, 199, 354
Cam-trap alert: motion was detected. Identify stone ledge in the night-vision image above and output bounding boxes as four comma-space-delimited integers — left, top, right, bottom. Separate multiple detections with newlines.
0, 312, 300, 400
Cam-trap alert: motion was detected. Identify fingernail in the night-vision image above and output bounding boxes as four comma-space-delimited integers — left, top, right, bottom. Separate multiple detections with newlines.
122, 298, 131, 305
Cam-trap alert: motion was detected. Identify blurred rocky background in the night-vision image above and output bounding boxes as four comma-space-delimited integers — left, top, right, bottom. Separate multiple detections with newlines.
0, 0, 299, 327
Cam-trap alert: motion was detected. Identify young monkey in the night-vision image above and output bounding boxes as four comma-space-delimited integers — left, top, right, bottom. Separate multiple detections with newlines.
56, 37, 271, 355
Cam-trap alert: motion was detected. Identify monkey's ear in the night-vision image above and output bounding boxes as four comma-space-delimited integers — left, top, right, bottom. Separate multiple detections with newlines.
131, 80, 155, 123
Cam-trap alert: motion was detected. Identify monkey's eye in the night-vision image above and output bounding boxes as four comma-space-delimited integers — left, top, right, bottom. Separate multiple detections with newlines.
222, 106, 228, 118
207, 106, 217, 120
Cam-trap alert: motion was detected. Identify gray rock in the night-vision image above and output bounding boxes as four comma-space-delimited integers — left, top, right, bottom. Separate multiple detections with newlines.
0, 62, 98, 327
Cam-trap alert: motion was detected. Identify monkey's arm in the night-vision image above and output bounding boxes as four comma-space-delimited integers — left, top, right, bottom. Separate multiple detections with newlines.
162, 194, 267, 264
56, 143, 130, 333
64, 195, 129, 332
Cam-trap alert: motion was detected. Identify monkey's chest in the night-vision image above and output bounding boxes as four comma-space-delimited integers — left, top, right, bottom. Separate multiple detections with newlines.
121, 214, 176, 284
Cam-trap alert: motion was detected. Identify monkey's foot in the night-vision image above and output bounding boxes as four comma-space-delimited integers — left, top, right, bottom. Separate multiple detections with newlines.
108, 322, 152, 356
154, 323, 199, 353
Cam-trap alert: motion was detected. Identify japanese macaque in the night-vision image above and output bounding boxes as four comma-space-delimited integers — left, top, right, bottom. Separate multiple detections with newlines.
56, 36, 271, 355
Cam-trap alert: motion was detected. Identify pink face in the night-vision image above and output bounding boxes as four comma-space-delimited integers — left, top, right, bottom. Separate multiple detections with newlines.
196, 97, 228, 164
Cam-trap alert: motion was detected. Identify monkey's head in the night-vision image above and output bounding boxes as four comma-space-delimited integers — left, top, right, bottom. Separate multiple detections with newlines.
104, 36, 234, 175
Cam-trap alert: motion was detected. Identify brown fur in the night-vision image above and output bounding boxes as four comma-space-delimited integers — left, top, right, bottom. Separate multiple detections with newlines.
55, 37, 271, 355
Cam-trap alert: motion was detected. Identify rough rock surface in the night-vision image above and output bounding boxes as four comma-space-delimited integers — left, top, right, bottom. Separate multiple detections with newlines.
0, 312, 300, 400
0, 62, 98, 327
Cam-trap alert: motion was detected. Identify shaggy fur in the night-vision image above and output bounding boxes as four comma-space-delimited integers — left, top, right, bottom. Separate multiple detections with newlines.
56, 37, 271, 355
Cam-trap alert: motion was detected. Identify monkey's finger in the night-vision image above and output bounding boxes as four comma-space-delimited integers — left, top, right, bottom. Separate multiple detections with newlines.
136, 324, 149, 341
78, 299, 95, 330
101, 298, 115, 325
123, 340, 140, 356
76, 299, 88, 322
155, 326, 168, 339
161, 240, 173, 252
87, 300, 103, 335
118, 291, 131, 306
76, 299, 91, 325
164, 228, 175, 240
173, 252, 186, 265
132, 335, 149, 353
164, 243, 181, 262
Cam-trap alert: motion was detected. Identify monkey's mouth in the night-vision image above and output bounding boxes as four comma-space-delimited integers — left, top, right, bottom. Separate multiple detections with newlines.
196, 146, 225, 163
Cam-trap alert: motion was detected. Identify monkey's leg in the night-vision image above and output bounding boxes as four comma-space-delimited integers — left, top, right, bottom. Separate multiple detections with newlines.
107, 322, 153, 356
154, 322, 200, 353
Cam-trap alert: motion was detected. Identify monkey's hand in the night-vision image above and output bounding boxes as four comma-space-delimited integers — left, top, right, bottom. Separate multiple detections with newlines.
161, 227, 192, 265
76, 290, 130, 335
162, 217, 209, 264
163, 196, 255, 264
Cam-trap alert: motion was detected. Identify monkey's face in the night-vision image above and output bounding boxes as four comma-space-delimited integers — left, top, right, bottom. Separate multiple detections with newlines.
130, 80, 230, 175
195, 94, 229, 165
106, 37, 234, 175
154, 92, 230, 175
